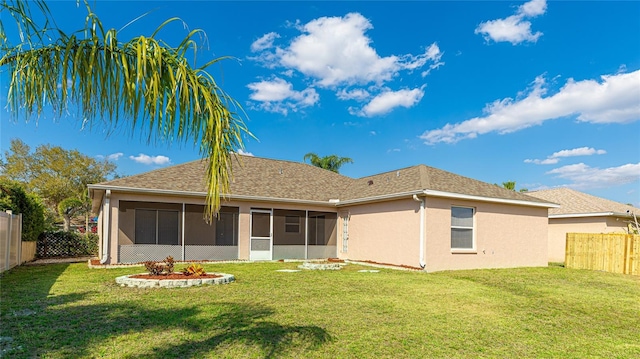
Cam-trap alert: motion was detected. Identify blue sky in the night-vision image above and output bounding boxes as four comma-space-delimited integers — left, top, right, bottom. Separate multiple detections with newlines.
2, 0, 639, 206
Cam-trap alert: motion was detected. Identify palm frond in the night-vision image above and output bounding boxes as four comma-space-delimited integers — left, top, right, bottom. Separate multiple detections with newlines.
0, 0, 251, 219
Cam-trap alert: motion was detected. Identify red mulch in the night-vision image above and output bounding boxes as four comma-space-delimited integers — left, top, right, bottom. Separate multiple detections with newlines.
129, 273, 222, 280
359, 260, 423, 270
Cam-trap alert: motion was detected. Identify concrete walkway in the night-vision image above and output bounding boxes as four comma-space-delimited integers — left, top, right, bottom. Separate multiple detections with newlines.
24, 256, 93, 265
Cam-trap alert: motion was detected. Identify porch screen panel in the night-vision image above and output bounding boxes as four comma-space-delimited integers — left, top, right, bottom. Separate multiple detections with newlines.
251, 239, 270, 251
307, 212, 337, 259
135, 209, 156, 244
308, 212, 337, 246
216, 210, 239, 246
158, 210, 179, 245
251, 212, 271, 238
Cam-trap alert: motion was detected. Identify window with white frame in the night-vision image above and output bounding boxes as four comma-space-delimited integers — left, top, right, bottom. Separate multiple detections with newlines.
284, 215, 300, 233
451, 206, 474, 250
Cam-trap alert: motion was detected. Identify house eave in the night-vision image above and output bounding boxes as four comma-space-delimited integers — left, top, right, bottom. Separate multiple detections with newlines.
423, 190, 559, 208
549, 212, 631, 219
87, 184, 336, 207
335, 189, 558, 208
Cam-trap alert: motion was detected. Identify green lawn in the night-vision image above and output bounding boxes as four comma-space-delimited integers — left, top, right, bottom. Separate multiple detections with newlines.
1, 262, 639, 358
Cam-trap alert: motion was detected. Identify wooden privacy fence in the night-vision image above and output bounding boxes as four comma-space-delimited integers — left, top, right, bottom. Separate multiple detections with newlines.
565, 233, 640, 276
0, 211, 23, 273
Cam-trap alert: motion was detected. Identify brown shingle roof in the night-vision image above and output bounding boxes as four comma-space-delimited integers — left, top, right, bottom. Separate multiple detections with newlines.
95, 155, 351, 202
94, 155, 552, 206
340, 164, 550, 204
527, 188, 640, 216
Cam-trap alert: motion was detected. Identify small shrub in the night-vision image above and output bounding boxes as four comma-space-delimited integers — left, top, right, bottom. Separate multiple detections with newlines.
144, 261, 165, 276
182, 263, 206, 277
163, 256, 175, 274
143, 257, 176, 275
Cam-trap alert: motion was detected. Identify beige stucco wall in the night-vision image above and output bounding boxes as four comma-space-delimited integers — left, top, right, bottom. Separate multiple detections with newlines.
340, 197, 548, 272
547, 216, 630, 263
341, 198, 421, 267
423, 198, 548, 272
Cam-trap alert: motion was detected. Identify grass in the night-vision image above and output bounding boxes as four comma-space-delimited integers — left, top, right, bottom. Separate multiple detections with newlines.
1, 262, 639, 358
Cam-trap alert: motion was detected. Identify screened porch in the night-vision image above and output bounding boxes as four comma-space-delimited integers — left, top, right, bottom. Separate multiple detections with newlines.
117, 201, 238, 263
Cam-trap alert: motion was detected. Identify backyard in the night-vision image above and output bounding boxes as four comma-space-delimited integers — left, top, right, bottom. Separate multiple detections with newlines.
1, 261, 639, 358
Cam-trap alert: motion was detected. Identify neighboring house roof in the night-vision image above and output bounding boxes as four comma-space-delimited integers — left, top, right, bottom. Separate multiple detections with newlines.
527, 187, 640, 218
89, 155, 554, 208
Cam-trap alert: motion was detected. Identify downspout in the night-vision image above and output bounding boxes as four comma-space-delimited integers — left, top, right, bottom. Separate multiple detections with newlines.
100, 190, 111, 264
413, 194, 426, 269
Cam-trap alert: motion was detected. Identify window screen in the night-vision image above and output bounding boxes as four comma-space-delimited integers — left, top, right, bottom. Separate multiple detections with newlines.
451, 207, 474, 249
284, 215, 300, 233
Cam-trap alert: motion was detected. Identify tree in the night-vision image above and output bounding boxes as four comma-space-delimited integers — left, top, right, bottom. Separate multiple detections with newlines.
0, 179, 45, 241
58, 197, 84, 232
303, 153, 354, 173
1, 139, 116, 212
497, 181, 528, 193
0, 0, 249, 220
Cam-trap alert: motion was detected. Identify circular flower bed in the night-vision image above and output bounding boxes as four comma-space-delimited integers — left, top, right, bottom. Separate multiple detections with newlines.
115, 273, 235, 288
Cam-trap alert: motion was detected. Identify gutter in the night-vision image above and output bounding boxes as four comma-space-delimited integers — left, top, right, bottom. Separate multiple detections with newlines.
100, 190, 111, 264
549, 212, 635, 219
412, 194, 426, 269
337, 189, 558, 208
87, 184, 334, 207
421, 189, 559, 208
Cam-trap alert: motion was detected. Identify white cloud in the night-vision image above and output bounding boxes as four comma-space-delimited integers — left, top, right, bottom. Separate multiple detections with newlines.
97, 152, 123, 161
546, 162, 640, 190
129, 154, 171, 165
278, 12, 398, 87
337, 88, 370, 101
519, 0, 547, 17
251, 32, 280, 52
250, 12, 442, 117
420, 70, 640, 144
357, 87, 425, 117
106, 152, 123, 161
237, 149, 254, 156
551, 147, 607, 158
247, 77, 319, 115
475, 0, 546, 45
525, 147, 607, 165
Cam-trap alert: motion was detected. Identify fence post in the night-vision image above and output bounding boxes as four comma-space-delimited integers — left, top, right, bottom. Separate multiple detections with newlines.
17, 213, 23, 266
5, 210, 12, 272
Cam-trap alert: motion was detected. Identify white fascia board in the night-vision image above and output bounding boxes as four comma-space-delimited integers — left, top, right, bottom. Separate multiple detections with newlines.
422, 190, 560, 208
550, 212, 618, 219
335, 191, 425, 206
86, 184, 334, 207
336, 189, 559, 208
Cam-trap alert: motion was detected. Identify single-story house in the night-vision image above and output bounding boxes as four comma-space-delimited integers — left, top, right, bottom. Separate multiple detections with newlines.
89, 155, 557, 272
527, 188, 640, 263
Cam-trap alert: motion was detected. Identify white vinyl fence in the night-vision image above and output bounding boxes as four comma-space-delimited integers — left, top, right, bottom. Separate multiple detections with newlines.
0, 211, 22, 273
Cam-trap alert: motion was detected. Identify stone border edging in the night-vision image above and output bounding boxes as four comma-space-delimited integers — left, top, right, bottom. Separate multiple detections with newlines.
298, 262, 345, 270
115, 273, 235, 288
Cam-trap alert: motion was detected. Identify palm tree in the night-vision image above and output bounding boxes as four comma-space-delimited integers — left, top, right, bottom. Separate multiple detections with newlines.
0, 0, 250, 220
303, 153, 353, 173
498, 181, 528, 193
502, 181, 517, 191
